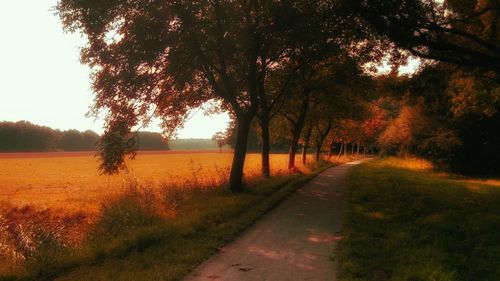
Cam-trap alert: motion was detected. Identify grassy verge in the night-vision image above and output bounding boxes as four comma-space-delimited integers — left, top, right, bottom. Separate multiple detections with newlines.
2, 161, 333, 281
339, 157, 500, 281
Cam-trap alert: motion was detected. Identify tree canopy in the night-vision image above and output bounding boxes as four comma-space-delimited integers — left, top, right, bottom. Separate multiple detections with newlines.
57, 0, 346, 192
342, 0, 500, 71
56, 0, 500, 190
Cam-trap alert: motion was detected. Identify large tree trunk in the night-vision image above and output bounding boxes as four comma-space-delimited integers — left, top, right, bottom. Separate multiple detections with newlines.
356, 141, 360, 156
343, 141, 347, 157
314, 121, 332, 162
314, 142, 321, 161
328, 140, 335, 160
229, 114, 253, 193
259, 111, 271, 178
337, 142, 344, 158
228, 40, 259, 192
257, 49, 271, 178
287, 121, 307, 169
288, 131, 300, 169
301, 125, 312, 165
287, 92, 309, 170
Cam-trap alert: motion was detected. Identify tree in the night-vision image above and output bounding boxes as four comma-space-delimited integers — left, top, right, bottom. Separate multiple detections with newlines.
341, 1, 500, 172
253, 1, 338, 177
307, 88, 370, 161
280, 84, 312, 170
0, 121, 102, 152
359, 99, 388, 154
82, 130, 101, 150
277, 63, 365, 168
58, 129, 100, 151
342, 0, 500, 71
378, 103, 427, 156
0, 121, 57, 152
135, 132, 170, 150
406, 64, 500, 175
312, 116, 332, 161
58, 129, 85, 151
57, 0, 318, 192
224, 118, 261, 152
446, 70, 500, 117
300, 122, 313, 164
212, 131, 227, 153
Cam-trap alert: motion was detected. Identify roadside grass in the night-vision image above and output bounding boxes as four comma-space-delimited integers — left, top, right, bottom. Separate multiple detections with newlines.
0, 152, 301, 213
1, 160, 335, 281
339, 157, 500, 281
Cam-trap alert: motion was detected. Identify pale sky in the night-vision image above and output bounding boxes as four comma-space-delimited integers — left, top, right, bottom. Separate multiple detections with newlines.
0, 0, 229, 138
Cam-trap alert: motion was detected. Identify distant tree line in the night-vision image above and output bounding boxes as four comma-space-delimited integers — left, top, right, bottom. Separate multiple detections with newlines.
134, 131, 170, 151
0, 121, 169, 152
0, 121, 56, 151
169, 138, 223, 151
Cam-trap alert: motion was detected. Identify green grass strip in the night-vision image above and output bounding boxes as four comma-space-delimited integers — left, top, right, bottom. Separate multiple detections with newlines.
338, 158, 500, 281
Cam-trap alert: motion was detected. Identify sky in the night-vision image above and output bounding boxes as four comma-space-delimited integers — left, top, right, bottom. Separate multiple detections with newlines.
0, 0, 229, 138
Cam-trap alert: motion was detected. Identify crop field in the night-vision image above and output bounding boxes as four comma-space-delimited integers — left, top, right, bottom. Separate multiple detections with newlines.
0, 151, 321, 277
0, 151, 301, 214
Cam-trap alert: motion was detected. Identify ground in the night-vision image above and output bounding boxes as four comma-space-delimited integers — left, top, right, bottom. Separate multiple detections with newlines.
339, 157, 500, 281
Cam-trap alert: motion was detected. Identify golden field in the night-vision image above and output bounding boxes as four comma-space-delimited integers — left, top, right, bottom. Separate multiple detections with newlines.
0, 151, 303, 213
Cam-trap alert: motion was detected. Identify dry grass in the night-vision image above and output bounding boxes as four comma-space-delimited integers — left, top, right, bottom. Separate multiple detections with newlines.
0, 151, 306, 214
0, 205, 91, 274
463, 178, 500, 187
0, 151, 305, 273
375, 157, 500, 188
0, 152, 340, 280
375, 156, 434, 171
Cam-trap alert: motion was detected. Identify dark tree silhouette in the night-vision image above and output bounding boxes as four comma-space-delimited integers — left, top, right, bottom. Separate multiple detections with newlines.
0, 121, 102, 152
135, 132, 170, 151
342, 0, 500, 71
58, 129, 100, 151
0, 121, 57, 152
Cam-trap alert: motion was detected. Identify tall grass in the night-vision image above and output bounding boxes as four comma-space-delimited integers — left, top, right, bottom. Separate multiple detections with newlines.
0, 159, 335, 281
0, 205, 89, 277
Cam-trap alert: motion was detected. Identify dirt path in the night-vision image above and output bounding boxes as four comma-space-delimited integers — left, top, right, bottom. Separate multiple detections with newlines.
183, 160, 365, 281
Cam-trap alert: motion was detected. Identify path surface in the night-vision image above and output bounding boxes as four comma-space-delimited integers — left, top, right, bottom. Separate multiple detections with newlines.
183, 160, 365, 281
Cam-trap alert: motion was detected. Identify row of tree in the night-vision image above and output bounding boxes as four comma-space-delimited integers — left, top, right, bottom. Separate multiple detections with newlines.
57, 0, 499, 191
0, 121, 169, 152
374, 66, 499, 176
221, 62, 499, 177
